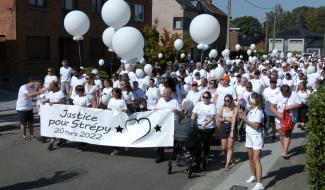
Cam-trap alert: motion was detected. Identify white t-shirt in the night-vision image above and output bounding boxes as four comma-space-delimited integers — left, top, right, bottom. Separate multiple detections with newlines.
270, 92, 302, 124
186, 90, 202, 105
85, 84, 98, 100
16, 84, 36, 111
250, 78, 264, 94
44, 75, 58, 89
60, 66, 72, 82
47, 90, 65, 103
192, 101, 216, 129
113, 80, 120, 88
70, 76, 85, 99
156, 98, 180, 127
102, 87, 113, 98
296, 90, 311, 104
107, 98, 127, 112
282, 78, 294, 88
73, 95, 91, 107
246, 107, 264, 135
263, 87, 280, 116
215, 85, 237, 112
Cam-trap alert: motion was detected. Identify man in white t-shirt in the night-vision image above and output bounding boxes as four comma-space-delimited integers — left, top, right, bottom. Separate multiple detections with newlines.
16, 77, 45, 139
155, 87, 180, 163
59, 59, 72, 95
69, 67, 85, 100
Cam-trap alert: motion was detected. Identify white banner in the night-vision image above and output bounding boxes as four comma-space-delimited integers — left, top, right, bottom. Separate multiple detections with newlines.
40, 104, 174, 147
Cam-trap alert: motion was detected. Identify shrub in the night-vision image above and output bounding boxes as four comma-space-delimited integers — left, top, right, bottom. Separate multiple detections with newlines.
82, 67, 109, 79
305, 85, 325, 189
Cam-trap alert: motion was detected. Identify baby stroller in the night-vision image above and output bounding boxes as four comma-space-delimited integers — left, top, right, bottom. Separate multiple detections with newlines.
167, 117, 202, 178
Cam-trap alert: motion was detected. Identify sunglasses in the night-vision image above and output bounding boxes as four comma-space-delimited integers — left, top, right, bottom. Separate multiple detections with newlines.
210, 82, 215, 85
203, 96, 210, 99
224, 99, 231, 102
85, 78, 90, 80
48, 70, 52, 72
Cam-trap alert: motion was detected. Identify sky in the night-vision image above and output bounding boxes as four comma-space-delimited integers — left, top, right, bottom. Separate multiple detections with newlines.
213, 0, 325, 22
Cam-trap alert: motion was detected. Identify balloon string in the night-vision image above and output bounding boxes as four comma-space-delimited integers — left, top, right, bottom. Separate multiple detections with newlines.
77, 40, 82, 67
201, 49, 204, 63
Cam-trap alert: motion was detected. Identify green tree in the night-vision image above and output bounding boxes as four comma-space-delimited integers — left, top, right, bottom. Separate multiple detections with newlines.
143, 26, 192, 69
232, 16, 262, 38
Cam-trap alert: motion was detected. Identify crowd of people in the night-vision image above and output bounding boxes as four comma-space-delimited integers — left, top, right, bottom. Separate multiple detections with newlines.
16, 55, 324, 190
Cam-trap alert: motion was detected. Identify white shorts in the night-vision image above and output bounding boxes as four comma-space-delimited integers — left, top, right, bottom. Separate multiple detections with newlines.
245, 133, 264, 150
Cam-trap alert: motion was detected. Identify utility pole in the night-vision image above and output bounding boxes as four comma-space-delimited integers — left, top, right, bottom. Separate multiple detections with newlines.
226, 0, 231, 50
272, 6, 276, 50
323, 25, 325, 57
265, 19, 268, 52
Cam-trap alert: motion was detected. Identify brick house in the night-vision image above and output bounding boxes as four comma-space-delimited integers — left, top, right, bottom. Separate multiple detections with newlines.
238, 32, 266, 51
152, 0, 227, 61
0, 0, 152, 78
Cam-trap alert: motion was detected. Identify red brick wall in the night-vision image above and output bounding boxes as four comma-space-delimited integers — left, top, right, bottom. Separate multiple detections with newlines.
0, 0, 152, 77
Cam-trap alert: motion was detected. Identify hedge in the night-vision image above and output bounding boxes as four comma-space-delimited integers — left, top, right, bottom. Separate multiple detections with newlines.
305, 85, 325, 189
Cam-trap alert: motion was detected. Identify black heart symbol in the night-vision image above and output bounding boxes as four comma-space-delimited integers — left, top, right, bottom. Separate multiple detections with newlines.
125, 117, 151, 144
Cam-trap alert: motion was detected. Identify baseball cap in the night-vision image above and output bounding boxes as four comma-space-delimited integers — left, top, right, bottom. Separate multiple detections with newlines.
191, 81, 198, 86
221, 74, 230, 81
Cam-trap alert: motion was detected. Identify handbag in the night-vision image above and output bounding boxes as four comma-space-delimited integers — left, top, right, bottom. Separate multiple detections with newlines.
280, 100, 293, 132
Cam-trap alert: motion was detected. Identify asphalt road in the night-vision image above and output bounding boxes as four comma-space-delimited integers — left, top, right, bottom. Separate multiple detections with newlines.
0, 113, 309, 190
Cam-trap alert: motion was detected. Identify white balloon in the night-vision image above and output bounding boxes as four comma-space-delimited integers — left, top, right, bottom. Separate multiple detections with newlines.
158, 53, 163, 59
280, 52, 285, 59
287, 58, 293, 64
181, 98, 193, 111
64, 10, 90, 37
235, 44, 241, 51
253, 56, 258, 62
226, 59, 232, 65
136, 69, 144, 79
222, 49, 230, 57
139, 58, 145, 64
151, 88, 161, 100
202, 44, 209, 50
197, 43, 204, 50
249, 56, 254, 63
174, 39, 184, 50
189, 14, 220, 45
98, 59, 104, 66
214, 65, 225, 80
112, 27, 144, 60
101, 95, 110, 106
287, 52, 293, 58
101, 0, 131, 28
144, 64, 153, 74
263, 54, 267, 59
247, 49, 252, 56
181, 53, 186, 59
135, 50, 144, 62
250, 44, 256, 50
102, 27, 116, 49
209, 49, 218, 59
307, 66, 316, 74
240, 55, 243, 59
272, 49, 278, 56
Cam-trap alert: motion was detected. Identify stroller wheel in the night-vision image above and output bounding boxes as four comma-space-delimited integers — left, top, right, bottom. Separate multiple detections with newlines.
168, 165, 172, 174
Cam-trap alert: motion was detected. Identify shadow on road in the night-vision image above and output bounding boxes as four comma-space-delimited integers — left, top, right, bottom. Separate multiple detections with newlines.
0, 170, 80, 190
263, 164, 305, 189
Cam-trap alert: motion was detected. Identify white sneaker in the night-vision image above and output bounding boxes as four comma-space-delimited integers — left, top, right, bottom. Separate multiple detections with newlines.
252, 183, 264, 190
110, 149, 119, 156
246, 176, 256, 183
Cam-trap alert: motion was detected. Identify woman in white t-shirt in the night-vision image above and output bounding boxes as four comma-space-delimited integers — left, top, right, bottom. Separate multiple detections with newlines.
84, 74, 99, 108
44, 67, 58, 90
99, 79, 113, 108
218, 94, 238, 171
296, 81, 311, 129
270, 85, 302, 158
43, 81, 65, 151
192, 91, 216, 167
282, 73, 294, 90
186, 81, 202, 106
107, 88, 128, 156
238, 92, 265, 190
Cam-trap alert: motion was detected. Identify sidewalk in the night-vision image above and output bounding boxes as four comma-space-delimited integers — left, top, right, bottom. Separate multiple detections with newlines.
0, 89, 17, 111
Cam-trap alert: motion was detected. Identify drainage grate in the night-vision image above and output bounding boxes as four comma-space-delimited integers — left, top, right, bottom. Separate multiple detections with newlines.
229, 185, 248, 190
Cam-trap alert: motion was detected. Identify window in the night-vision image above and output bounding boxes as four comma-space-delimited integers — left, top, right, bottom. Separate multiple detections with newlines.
134, 4, 144, 22
289, 39, 303, 44
63, 0, 76, 11
28, 0, 46, 8
91, 0, 107, 14
173, 17, 190, 30
26, 36, 50, 61
0, 40, 6, 62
